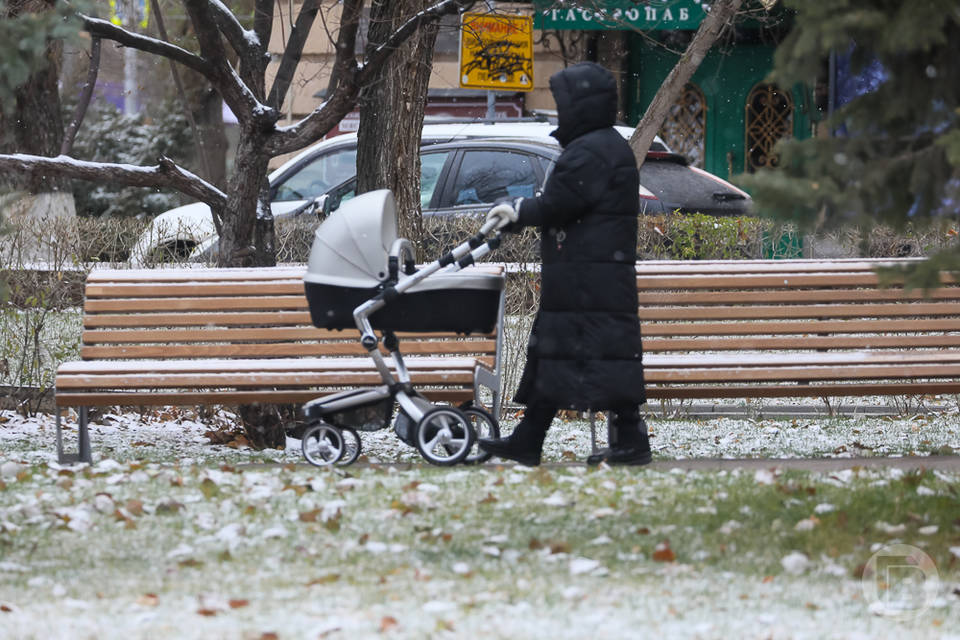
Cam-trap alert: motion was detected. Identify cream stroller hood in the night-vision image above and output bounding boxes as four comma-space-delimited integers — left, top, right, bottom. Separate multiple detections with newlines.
304, 189, 502, 293
305, 190, 397, 289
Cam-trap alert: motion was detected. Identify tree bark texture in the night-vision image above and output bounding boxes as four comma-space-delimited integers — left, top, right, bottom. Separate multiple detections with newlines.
0, 0, 66, 193
356, 0, 441, 254
628, 0, 744, 168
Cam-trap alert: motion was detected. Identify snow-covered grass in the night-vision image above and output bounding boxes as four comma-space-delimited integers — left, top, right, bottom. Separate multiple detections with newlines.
2, 405, 958, 467
1, 408, 960, 637
1, 452, 959, 638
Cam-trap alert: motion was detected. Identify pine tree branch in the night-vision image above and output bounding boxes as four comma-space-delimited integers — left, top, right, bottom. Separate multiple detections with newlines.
0, 154, 228, 209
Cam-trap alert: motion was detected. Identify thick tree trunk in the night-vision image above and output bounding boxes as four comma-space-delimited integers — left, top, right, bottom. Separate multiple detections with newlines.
218, 130, 272, 267
356, 0, 441, 255
0, 0, 67, 193
629, 0, 744, 168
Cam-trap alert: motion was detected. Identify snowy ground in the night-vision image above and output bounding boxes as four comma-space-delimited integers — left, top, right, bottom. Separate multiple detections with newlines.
2, 407, 960, 639
2, 403, 958, 467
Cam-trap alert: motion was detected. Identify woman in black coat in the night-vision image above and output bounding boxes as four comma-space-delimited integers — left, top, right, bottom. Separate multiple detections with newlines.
479, 61, 650, 466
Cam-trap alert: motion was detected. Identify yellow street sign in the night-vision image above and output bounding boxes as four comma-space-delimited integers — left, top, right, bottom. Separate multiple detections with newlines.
459, 13, 534, 92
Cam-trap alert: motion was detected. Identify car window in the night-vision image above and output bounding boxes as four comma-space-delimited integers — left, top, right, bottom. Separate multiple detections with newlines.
420, 151, 450, 208
273, 148, 357, 202
445, 151, 540, 206
328, 150, 453, 213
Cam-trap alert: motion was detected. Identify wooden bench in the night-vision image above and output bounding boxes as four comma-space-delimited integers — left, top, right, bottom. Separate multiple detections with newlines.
636, 258, 960, 402
55, 266, 504, 463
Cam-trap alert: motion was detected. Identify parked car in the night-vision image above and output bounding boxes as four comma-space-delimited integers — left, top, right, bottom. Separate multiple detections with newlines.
130, 121, 750, 264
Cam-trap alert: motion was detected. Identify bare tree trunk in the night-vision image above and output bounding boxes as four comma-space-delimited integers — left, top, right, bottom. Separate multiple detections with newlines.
219, 130, 271, 267
629, 0, 744, 168
356, 0, 441, 254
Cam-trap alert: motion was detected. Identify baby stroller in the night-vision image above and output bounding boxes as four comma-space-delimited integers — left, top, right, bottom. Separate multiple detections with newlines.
300, 189, 507, 466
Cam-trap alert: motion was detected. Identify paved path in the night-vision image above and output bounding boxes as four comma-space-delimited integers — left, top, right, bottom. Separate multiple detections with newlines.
643, 455, 960, 472
275, 455, 960, 472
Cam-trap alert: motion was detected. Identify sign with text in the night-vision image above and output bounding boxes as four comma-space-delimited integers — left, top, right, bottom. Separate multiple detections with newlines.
459, 13, 534, 92
533, 0, 708, 31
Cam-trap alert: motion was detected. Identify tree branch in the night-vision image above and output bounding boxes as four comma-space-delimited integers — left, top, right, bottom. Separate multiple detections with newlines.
81, 14, 212, 78
61, 36, 100, 156
324, 0, 363, 99
207, 0, 260, 58
628, 0, 745, 167
267, 0, 471, 156
182, 0, 272, 122
253, 0, 274, 49
358, 0, 470, 85
267, 0, 321, 110
0, 154, 227, 209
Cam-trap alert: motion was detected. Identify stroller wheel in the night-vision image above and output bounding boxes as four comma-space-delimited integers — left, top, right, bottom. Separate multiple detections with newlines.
301, 423, 345, 467
414, 407, 475, 466
336, 427, 362, 466
458, 405, 500, 465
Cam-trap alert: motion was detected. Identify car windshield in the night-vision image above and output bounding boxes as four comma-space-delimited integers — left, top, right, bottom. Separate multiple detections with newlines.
274, 148, 358, 201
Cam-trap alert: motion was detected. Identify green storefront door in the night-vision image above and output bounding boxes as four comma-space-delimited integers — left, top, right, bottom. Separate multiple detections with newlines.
626, 34, 812, 182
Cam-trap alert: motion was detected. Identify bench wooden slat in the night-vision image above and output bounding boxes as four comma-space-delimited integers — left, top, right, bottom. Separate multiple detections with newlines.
82, 327, 495, 344
57, 369, 475, 389
639, 302, 960, 321
84, 311, 315, 328
634, 259, 926, 275
646, 364, 960, 383
55, 388, 474, 408
642, 335, 960, 352
637, 287, 960, 305
57, 355, 485, 374
85, 282, 307, 298
80, 343, 497, 361
636, 272, 956, 289
646, 381, 960, 399
85, 296, 309, 312
644, 318, 960, 336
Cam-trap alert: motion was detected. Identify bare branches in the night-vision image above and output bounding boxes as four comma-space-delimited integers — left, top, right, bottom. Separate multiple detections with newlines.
267, 0, 321, 110
629, 0, 744, 166
207, 0, 261, 58
61, 37, 100, 156
358, 0, 470, 84
0, 154, 227, 209
81, 14, 211, 77
268, 0, 471, 156
253, 0, 274, 49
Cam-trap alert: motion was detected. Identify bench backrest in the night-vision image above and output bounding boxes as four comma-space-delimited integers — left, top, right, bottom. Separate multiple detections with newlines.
81, 266, 503, 369
636, 258, 960, 399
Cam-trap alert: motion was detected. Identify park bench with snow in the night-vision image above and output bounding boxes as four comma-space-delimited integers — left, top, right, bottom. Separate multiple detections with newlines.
54, 266, 504, 463
54, 258, 960, 463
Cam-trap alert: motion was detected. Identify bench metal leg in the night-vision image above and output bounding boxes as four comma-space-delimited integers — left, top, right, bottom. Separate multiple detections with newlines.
57, 407, 92, 465
587, 411, 614, 457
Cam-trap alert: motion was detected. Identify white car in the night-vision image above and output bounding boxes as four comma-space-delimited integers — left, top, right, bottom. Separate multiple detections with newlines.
129, 121, 745, 264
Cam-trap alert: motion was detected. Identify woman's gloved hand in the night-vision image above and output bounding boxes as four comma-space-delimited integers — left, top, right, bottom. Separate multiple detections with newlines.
486, 199, 519, 230
488, 196, 523, 232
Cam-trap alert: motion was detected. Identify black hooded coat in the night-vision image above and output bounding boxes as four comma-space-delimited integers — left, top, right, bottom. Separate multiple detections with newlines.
511, 62, 646, 410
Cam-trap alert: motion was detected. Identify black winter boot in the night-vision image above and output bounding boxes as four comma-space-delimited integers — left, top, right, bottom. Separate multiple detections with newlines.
587, 408, 652, 466
478, 405, 554, 466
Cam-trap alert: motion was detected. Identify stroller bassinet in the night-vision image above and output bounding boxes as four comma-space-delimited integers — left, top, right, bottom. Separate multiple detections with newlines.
303, 190, 503, 333
299, 189, 507, 468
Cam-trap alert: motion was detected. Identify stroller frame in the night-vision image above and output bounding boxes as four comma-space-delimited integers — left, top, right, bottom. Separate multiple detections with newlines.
302, 216, 506, 466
